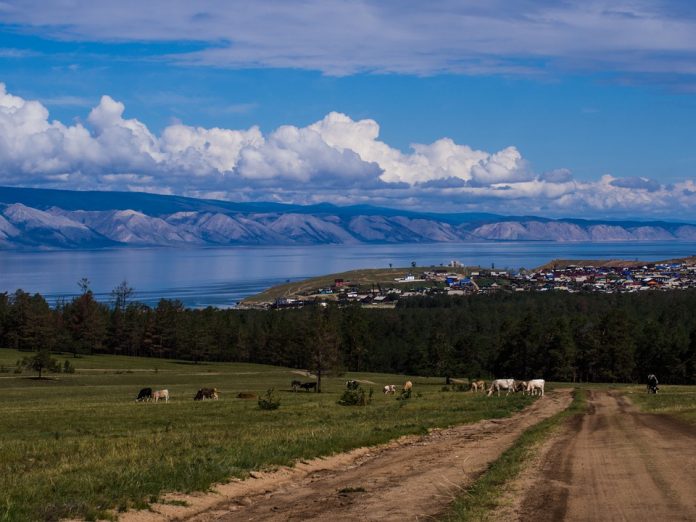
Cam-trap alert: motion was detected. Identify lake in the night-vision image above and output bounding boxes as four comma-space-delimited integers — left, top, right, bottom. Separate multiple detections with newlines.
1, 241, 696, 308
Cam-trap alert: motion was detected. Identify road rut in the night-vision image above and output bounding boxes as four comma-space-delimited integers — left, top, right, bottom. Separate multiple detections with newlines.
511, 390, 696, 521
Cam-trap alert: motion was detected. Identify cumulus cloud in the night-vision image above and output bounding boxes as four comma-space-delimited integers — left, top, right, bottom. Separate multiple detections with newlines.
609, 176, 661, 192
1, 83, 696, 219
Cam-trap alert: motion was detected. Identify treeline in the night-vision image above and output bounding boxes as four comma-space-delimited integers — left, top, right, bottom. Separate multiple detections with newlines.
2, 287, 696, 383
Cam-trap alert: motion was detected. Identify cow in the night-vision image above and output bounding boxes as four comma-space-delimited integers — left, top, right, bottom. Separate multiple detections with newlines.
135, 387, 152, 402
487, 379, 515, 397
194, 387, 219, 401
346, 380, 359, 390
300, 382, 317, 392
152, 389, 169, 403
383, 384, 396, 395
647, 374, 659, 394
515, 381, 529, 394
291, 379, 302, 392
470, 380, 486, 393
526, 379, 545, 396
403, 380, 413, 392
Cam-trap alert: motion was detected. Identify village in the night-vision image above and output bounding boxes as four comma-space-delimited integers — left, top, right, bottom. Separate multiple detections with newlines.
268, 258, 696, 309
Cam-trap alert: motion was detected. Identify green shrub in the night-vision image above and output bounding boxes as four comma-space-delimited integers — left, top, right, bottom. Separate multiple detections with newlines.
257, 388, 281, 410
63, 360, 75, 374
338, 386, 373, 406
397, 388, 412, 401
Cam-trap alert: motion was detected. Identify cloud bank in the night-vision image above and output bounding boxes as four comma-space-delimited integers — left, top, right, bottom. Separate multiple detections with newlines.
3, 1, 696, 85
0, 83, 694, 218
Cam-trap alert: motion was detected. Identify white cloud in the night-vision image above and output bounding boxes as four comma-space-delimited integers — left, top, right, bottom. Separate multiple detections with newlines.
3, 1, 696, 84
0, 83, 695, 219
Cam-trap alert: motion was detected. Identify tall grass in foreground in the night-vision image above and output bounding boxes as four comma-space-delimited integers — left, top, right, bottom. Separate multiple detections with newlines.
443, 389, 587, 521
0, 349, 534, 521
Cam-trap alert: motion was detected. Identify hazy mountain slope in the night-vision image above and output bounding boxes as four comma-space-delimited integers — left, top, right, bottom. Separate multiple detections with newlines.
1, 203, 114, 248
0, 186, 695, 249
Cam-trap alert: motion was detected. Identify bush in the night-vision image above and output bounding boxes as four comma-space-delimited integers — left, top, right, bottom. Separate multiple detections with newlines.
338, 386, 373, 406
63, 360, 75, 374
258, 388, 281, 410
397, 388, 412, 401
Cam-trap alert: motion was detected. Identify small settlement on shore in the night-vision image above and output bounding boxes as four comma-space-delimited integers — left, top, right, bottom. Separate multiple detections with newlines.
239, 257, 696, 310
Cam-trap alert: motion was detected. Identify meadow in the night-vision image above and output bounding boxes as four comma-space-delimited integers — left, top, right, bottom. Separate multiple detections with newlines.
0, 349, 534, 521
625, 384, 696, 424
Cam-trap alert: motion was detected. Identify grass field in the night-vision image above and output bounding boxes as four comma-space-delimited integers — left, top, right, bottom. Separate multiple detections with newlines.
624, 384, 696, 424
0, 349, 534, 521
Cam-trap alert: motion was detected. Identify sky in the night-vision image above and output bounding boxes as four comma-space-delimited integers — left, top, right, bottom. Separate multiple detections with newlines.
1, 1, 696, 219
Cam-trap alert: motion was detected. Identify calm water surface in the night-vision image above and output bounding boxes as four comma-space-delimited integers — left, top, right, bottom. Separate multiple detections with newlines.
1, 242, 695, 307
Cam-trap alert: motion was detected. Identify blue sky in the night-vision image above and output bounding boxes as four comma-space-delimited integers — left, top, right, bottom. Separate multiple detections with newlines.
1, 1, 696, 219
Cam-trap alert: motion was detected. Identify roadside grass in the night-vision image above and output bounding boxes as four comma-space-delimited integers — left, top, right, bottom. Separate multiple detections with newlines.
625, 384, 696, 424
443, 388, 587, 521
0, 348, 534, 522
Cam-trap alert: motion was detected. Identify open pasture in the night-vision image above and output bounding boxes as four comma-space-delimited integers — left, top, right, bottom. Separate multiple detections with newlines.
624, 384, 696, 424
0, 349, 534, 521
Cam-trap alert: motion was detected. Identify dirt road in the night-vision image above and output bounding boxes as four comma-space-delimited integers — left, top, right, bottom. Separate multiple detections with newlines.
501, 390, 696, 521
124, 390, 571, 522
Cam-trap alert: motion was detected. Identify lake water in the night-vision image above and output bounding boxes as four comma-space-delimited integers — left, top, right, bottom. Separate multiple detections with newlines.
1, 241, 696, 308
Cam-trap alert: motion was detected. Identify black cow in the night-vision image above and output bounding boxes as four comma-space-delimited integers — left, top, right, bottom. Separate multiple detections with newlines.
291, 379, 302, 391
135, 387, 152, 402
300, 382, 317, 392
647, 374, 659, 394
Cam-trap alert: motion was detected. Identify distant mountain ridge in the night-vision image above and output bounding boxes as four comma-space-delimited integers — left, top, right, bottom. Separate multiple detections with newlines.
1, 186, 696, 249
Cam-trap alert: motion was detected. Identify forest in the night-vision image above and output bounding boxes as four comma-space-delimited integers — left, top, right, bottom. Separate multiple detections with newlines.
1, 282, 696, 384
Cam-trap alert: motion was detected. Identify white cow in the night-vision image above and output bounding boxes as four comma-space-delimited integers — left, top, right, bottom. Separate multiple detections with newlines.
487, 379, 515, 397
152, 389, 169, 403
526, 379, 545, 396
383, 384, 396, 395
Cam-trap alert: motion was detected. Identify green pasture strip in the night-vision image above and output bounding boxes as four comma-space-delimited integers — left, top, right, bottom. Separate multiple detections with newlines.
0, 349, 533, 522
443, 388, 587, 522
626, 385, 696, 424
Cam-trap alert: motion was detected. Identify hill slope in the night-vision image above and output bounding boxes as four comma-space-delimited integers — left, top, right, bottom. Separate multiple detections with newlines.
2, 186, 696, 249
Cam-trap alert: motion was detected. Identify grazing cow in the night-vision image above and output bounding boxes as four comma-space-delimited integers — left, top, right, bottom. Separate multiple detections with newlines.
346, 380, 359, 390
470, 380, 486, 393
383, 384, 396, 395
487, 379, 515, 397
300, 382, 317, 392
291, 379, 302, 392
152, 389, 169, 403
194, 387, 219, 401
526, 379, 545, 396
515, 381, 529, 394
647, 374, 659, 394
135, 387, 152, 402
403, 380, 413, 393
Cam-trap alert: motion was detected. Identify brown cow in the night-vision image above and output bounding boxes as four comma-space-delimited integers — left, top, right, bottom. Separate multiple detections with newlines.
470, 380, 486, 393
194, 387, 219, 401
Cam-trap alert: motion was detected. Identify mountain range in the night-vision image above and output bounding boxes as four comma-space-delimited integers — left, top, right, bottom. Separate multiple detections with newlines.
1, 186, 696, 249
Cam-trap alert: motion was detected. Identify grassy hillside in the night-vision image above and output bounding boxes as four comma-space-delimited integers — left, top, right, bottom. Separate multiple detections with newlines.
241, 266, 470, 305
0, 349, 532, 521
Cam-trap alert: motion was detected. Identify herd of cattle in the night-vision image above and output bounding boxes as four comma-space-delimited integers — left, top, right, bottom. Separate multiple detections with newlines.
133, 377, 545, 403
134, 387, 219, 402
483, 378, 546, 396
